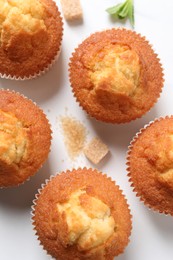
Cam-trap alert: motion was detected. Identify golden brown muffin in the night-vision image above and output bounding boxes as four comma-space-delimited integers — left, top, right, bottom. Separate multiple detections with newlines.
0, 89, 51, 187
32, 168, 132, 260
0, 0, 63, 79
69, 29, 164, 123
127, 116, 173, 215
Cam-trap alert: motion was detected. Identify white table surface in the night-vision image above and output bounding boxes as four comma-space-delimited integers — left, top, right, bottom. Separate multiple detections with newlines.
0, 0, 173, 259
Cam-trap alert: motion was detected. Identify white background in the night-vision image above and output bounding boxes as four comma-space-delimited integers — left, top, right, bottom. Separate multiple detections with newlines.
0, 0, 173, 259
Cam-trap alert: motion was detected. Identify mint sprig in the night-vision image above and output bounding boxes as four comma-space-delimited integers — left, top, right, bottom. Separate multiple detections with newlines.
106, 0, 134, 27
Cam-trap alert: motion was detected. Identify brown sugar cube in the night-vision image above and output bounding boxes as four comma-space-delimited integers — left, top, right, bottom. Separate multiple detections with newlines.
84, 137, 109, 164
60, 0, 83, 21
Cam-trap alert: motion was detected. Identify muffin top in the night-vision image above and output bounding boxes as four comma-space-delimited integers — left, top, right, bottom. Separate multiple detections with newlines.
127, 116, 173, 215
0, 110, 28, 165
33, 168, 132, 260
0, 0, 63, 78
69, 29, 164, 123
0, 90, 51, 187
57, 189, 115, 251
89, 44, 141, 97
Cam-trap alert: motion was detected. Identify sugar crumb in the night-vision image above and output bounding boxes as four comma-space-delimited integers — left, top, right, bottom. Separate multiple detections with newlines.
60, 116, 87, 159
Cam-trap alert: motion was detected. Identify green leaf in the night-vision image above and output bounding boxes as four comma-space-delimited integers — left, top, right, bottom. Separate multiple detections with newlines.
118, 1, 129, 19
106, 0, 135, 27
128, 0, 135, 27
106, 3, 123, 15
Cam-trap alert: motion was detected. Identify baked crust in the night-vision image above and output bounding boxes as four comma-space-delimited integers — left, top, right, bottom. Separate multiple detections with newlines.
33, 168, 132, 260
0, 90, 51, 187
69, 29, 164, 123
0, 0, 63, 79
127, 116, 173, 215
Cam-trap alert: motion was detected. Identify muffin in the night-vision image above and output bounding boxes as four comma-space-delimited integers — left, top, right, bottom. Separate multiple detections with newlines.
0, 89, 51, 187
127, 116, 173, 215
32, 168, 132, 259
69, 28, 164, 123
0, 0, 63, 80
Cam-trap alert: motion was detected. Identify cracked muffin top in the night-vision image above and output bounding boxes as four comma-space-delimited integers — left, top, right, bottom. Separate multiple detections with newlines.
0, 110, 28, 165
0, 90, 51, 187
33, 168, 132, 260
0, 0, 63, 79
127, 116, 173, 215
69, 29, 164, 123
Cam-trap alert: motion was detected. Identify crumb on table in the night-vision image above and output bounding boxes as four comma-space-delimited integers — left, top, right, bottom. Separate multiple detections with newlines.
84, 137, 109, 164
60, 0, 83, 21
60, 116, 87, 159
